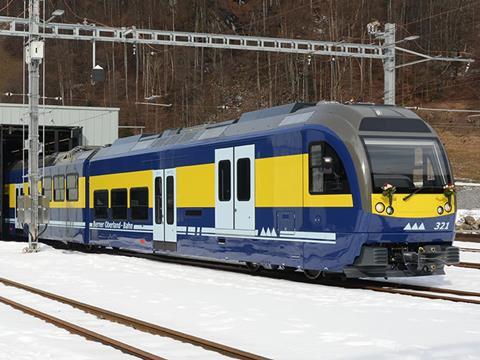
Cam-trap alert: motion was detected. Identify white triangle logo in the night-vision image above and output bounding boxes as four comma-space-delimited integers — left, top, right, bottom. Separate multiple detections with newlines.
260, 228, 266, 236
412, 223, 419, 230
266, 228, 271, 236
404, 223, 412, 231
419, 223, 425, 230
271, 228, 277, 237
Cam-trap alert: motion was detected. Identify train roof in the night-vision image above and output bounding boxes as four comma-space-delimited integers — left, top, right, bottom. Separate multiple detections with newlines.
91, 101, 430, 161
8, 101, 433, 171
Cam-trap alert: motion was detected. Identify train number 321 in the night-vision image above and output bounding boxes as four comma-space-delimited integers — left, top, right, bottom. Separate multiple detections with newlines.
434, 222, 450, 230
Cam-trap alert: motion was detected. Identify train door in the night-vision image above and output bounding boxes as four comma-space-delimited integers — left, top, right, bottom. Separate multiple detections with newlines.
153, 168, 177, 247
215, 148, 234, 229
215, 145, 255, 231
14, 184, 23, 229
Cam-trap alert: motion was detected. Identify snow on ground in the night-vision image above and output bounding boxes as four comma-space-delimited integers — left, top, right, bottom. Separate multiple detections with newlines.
0, 283, 226, 360
0, 241, 480, 360
0, 302, 135, 360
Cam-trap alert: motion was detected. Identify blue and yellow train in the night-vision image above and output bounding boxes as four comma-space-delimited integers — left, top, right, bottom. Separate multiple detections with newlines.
3, 102, 459, 278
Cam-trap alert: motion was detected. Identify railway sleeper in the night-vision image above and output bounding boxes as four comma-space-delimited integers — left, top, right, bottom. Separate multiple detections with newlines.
344, 244, 460, 278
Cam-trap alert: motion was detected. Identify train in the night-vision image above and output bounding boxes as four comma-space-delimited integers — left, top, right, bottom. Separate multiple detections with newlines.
3, 101, 460, 278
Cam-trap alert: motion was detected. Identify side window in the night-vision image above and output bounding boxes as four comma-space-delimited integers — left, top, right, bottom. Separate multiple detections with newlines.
53, 175, 65, 202
66, 174, 79, 202
44, 177, 52, 201
218, 160, 231, 201
111, 189, 127, 220
237, 158, 251, 201
131, 187, 148, 221
155, 177, 162, 224
309, 142, 350, 194
94, 190, 108, 219
166, 176, 174, 225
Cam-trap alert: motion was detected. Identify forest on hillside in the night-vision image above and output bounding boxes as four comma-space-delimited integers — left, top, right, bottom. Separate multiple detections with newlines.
0, 0, 479, 177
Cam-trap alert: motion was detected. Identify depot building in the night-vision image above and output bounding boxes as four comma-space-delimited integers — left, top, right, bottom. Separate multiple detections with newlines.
0, 103, 119, 237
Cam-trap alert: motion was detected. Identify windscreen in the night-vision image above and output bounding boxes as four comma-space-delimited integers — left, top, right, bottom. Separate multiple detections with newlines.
363, 138, 452, 193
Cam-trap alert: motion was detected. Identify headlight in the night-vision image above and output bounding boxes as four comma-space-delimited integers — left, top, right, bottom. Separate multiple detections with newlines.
375, 202, 385, 213
444, 203, 452, 213
437, 206, 444, 215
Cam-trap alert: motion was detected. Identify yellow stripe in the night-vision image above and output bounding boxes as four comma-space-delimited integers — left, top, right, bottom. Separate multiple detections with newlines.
177, 163, 215, 208
371, 193, 455, 218
89, 170, 153, 208
255, 154, 303, 207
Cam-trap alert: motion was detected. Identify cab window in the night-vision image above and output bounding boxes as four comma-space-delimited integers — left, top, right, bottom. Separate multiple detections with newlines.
309, 142, 350, 194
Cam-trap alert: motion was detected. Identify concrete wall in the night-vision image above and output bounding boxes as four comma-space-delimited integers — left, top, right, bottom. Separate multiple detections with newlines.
0, 103, 119, 146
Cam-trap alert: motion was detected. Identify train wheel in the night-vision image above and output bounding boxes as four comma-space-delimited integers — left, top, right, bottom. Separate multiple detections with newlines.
303, 269, 322, 280
246, 262, 261, 272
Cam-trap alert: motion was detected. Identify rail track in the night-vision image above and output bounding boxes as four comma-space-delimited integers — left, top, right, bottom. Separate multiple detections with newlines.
0, 277, 268, 360
352, 280, 480, 305
456, 262, 480, 270
455, 232, 480, 243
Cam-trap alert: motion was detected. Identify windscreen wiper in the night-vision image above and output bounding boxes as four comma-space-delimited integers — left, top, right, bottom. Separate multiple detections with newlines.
402, 186, 436, 201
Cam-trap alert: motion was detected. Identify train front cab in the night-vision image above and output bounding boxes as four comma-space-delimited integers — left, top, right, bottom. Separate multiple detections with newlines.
344, 119, 460, 278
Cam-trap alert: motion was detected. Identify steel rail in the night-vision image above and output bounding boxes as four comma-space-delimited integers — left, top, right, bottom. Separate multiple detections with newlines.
459, 247, 480, 253
357, 286, 480, 305
455, 233, 480, 243
456, 262, 480, 270
0, 277, 269, 360
0, 295, 164, 359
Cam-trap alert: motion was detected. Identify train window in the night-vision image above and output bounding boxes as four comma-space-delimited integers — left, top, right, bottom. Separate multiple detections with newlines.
131, 187, 148, 221
94, 190, 108, 219
53, 175, 65, 202
218, 160, 231, 201
155, 177, 162, 224
363, 138, 451, 193
111, 189, 127, 220
44, 177, 52, 201
309, 142, 350, 194
66, 174, 79, 202
237, 158, 251, 201
166, 177, 175, 225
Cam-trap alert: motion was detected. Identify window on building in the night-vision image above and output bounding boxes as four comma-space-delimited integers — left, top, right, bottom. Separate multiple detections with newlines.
166, 177, 174, 225
94, 190, 108, 219
66, 174, 79, 201
236, 158, 251, 201
309, 142, 350, 194
111, 189, 127, 220
44, 177, 52, 201
218, 160, 231, 201
53, 175, 65, 201
155, 177, 162, 224
131, 187, 148, 221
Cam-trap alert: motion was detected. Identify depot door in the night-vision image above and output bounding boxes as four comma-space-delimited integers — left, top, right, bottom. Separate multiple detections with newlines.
153, 169, 177, 244
215, 145, 255, 231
